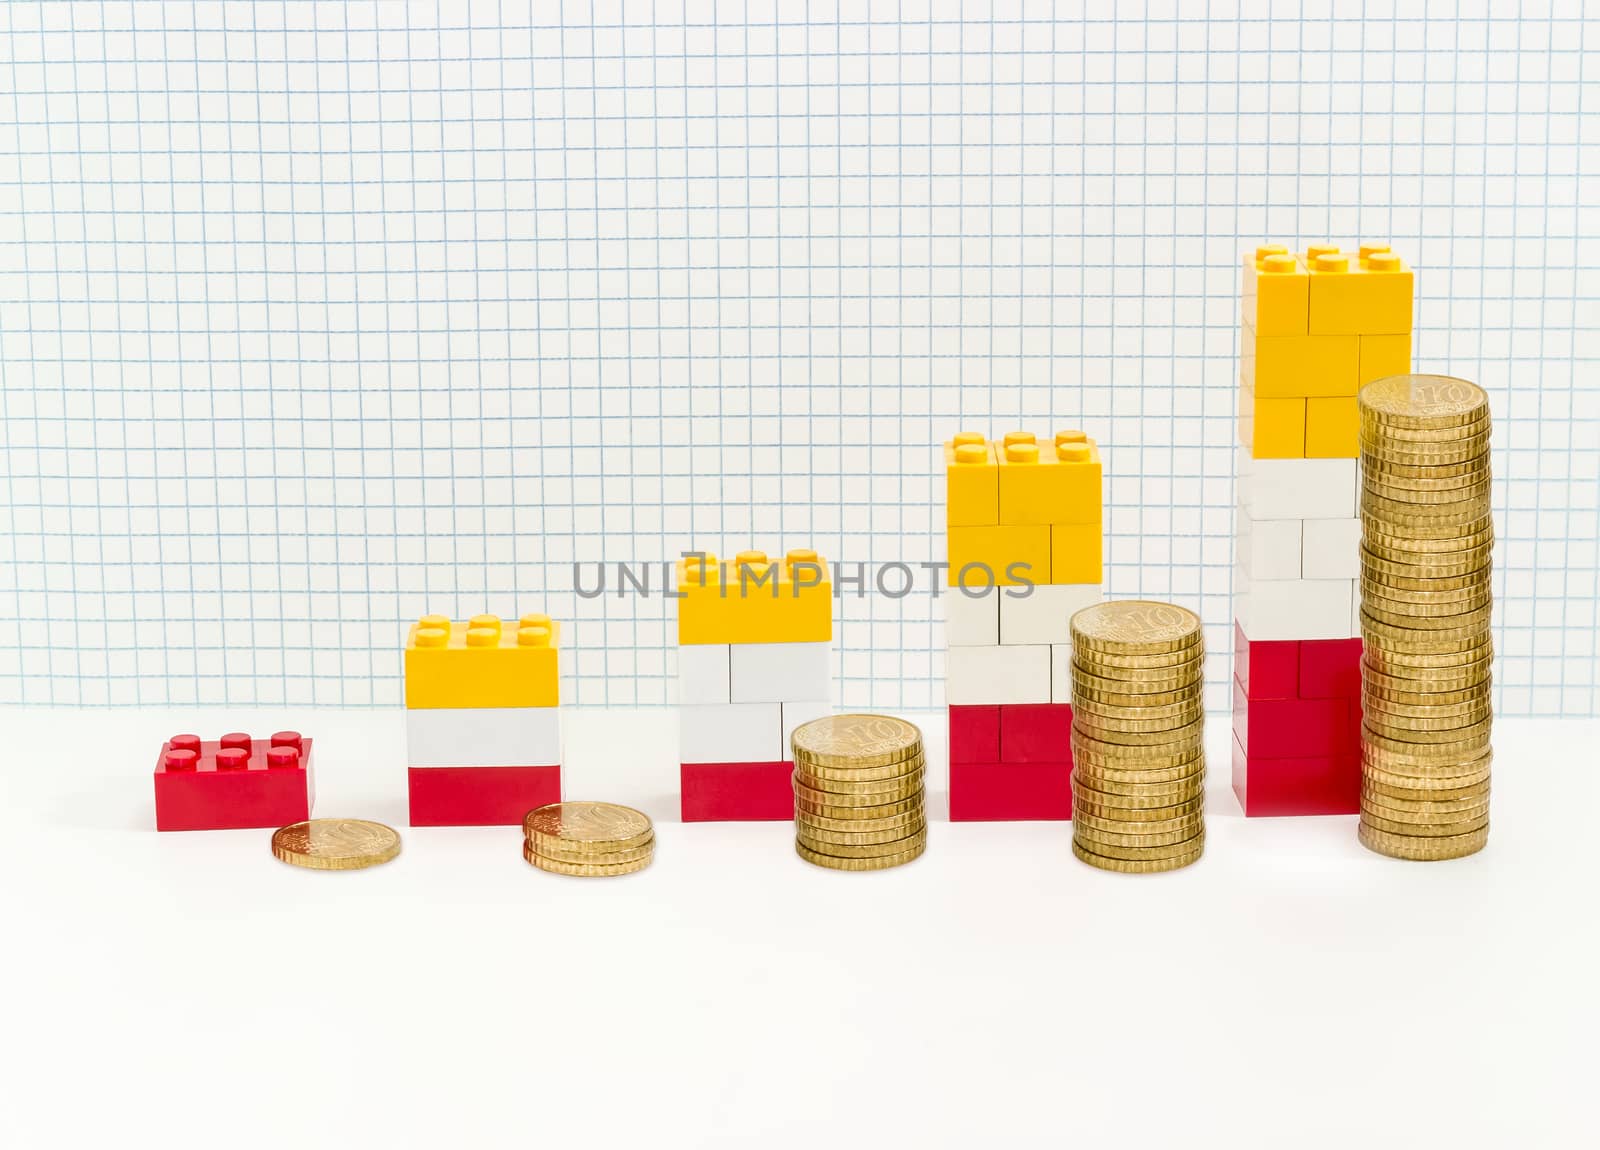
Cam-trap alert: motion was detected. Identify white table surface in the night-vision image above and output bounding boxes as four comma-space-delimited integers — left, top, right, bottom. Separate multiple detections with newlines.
3, 707, 1595, 1149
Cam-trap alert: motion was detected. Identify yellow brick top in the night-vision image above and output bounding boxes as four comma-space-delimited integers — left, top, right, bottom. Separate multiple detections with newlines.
406, 613, 560, 652
675, 549, 830, 592
675, 547, 832, 644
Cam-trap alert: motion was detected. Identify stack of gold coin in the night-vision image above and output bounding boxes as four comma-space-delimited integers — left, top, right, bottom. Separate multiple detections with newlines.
791, 714, 926, 871
1357, 374, 1493, 861
523, 801, 655, 876
1069, 600, 1206, 874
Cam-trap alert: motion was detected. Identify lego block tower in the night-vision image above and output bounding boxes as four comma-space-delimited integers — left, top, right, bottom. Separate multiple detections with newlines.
1232, 244, 1414, 815
405, 613, 563, 825
677, 549, 833, 821
945, 430, 1104, 820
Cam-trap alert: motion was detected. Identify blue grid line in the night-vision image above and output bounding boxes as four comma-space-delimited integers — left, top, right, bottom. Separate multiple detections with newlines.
0, 1, 1595, 715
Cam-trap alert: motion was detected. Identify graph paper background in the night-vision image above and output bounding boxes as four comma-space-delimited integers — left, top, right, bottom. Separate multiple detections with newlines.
1, 1, 1595, 714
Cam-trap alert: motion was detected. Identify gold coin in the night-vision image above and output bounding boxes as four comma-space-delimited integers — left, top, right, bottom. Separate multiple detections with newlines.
1073, 790, 1205, 821
796, 824, 927, 858
1362, 713, 1492, 747
1360, 803, 1489, 836
1071, 706, 1203, 736
1361, 579, 1492, 612
1073, 821, 1204, 851
1073, 806, 1203, 837
1072, 645, 1208, 672
1071, 692, 1204, 722
1358, 821, 1489, 861
1359, 562, 1491, 594
1360, 607, 1493, 644
1361, 452, 1488, 480
790, 783, 921, 818
789, 713, 922, 769
1070, 600, 1202, 656
1070, 679, 1204, 709
794, 759, 927, 789
524, 801, 654, 854
523, 842, 654, 876
1072, 756, 1205, 786
798, 816, 928, 847
1363, 531, 1496, 560
533, 836, 656, 866
1071, 734, 1205, 767
1361, 463, 1493, 493
1071, 837, 1203, 874
1069, 828, 1203, 861
1364, 782, 1492, 810
1363, 693, 1492, 722
271, 818, 401, 871
795, 836, 927, 871
1360, 421, 1490, 450
1358, 376, 1489, 424
1361, 443, 1490, 472
796, 804, 926, 835
1362, 763, 1492, 797
1363, 678, 1490, 708
1363, 640, 1493, 671
1362, 494, 1491, 529
1360, 540, 1493, 574
1069, 658, 1205, 693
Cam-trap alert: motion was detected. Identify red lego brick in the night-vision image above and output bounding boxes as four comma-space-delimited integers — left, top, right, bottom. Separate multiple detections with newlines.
153, 731, 314, 831
1232, 676, 1349, 759
681, 761, 794, 821
998, 702, 1072, 763
949, 705, 1000, 764
1299, 637, 1362, 698
1231, 733, 1359, 816
407, 764, 561, 826
1234, 620, 1297, 699
949, 760, 1072, 820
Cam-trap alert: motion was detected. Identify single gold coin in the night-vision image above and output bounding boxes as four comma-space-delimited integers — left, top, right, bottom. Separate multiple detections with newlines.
1363, 640, 1494, 672
796, 836, 927, 872
1070, 655, 1205, 688
1072, 757, 1205, 786
1361, 778, 1489, 812
1070, 828, 1203, 861
1363, 678, 1491, 708
789, 713, 923, 769
1071, 600, 1203, 656
1362, 463, 1494, 493
1073, 806, 1203, 838
796, 761, 934, 786
1073, 820, 1204, 850
1359, 376, 1489, 426
524, 842, 654, 876
1363, 764, 1492, 797
1358, 821, 1489, 861
1361, 452, 1488, 481
271, 818, 401, 871
1360, 805, 1490, 837
1360, 563, 1491, 594
793, 787, 924, 819
533, 836, 656, 866
1360, 606, 1493, 644
1072, 837, 1203, 874
1070, 679, 1204, 710
798, 817, 928, 848
1362, 714, 1493, 748
1072, 645, 1208, 671
796, 804, 926, 835
1360, 545, 1493, 582
1071, 724, 1204, 756
796, 825, 927, 858
1071, 692, 1204, 722
525, 801, 654, 854
1073, 782, 1206, 815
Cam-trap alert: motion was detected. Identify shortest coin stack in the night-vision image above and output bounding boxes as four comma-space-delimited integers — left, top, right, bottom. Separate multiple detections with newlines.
523, 801, 655, 876
791, 714, 927, 871
1070, 600, 1207, 874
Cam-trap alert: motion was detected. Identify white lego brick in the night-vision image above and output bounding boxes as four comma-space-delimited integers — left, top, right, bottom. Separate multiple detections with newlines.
406, 706, 562, 768
943, 588, 1000, 646
999, 583, 1102, 645
781, 699, 832, 761
1051, 643, 1073, 703
676, 642, 730, 705
1236, 511, 1302, 581
1238, 450, 1357, 521
729, 641, 832, 703
679, 702, 782, 764
1237, 579, 1355, 641
946, 644, 1051, 705
1301, 517, 1361, 580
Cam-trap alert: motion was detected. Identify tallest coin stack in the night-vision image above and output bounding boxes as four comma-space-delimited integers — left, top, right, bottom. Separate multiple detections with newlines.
1356, 375, 1493, 861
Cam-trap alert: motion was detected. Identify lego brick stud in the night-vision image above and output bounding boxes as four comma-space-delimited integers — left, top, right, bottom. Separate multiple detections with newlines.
266, 745, 301, 769
163, 748, 198, 771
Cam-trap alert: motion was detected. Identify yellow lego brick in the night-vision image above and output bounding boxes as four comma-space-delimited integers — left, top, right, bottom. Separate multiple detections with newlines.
1050, 522, 1103, 585
1359, 332, 1412, 386
945, 433, 998, 526
1243, 324, 1360, 398
947, 524, 1050, 588
1239, 383, 1306, 459
1306, 247, 1414, 336
404, 613, 559, 709
1241, 247, 1309, 336
995, 430, 1103, 525
1306, 396, 1359, 458
677, 549, 832, 644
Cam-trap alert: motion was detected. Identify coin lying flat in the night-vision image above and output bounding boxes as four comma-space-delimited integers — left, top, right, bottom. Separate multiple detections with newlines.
271, 819, 401, 871
523, 801, 656, 876
792, 713, 926, 872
